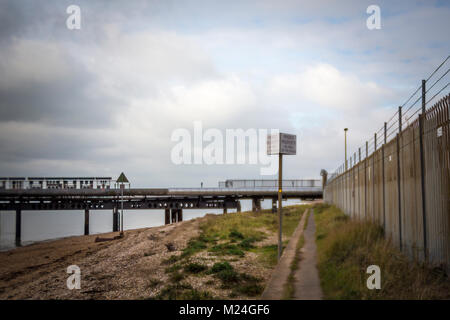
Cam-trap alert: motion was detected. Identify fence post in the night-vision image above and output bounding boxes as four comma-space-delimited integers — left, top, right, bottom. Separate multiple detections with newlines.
365, 141, 368, 219
419, 114, 427, 260
373, 133, 376, 222
397, 106, 403, 250
382, 122, 387, 230
374, 133, 377, 151
358, 148, 361, 220
422, 79, 426, 114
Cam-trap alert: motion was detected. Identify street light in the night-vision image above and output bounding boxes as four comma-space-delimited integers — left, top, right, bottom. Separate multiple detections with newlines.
344, 128, 348, 171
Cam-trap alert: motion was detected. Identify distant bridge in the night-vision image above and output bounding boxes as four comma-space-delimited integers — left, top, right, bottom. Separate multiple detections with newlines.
0, 179, 323, 245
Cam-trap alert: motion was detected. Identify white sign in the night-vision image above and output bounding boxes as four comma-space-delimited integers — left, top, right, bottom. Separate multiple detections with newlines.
267, 133, 297, 155
437, 126, 443, 137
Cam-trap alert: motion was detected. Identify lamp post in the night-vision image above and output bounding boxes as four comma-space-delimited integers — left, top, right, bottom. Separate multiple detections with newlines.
344, 128, 348, 171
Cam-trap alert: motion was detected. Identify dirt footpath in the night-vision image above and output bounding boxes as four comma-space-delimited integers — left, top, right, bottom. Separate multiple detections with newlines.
0, 218, 202, 299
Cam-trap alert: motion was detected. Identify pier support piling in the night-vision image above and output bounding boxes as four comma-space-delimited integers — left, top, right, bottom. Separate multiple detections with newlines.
223, 207, 227, 214
237, 201, 241, 213
84, 209, 89, 235
112, 207, 119, 232
169, 209, 183, 223
15, 209, 21, 246
252, 198, 261, 212
171, 209, 177, 223
165, 208, 170, 225
271, 198, 277, 213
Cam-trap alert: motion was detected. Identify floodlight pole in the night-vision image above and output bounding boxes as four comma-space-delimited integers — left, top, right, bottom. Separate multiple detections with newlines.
277, 152, 283, 261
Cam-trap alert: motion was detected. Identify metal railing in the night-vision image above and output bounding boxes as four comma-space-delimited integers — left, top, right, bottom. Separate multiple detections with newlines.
218, 179, 322, 188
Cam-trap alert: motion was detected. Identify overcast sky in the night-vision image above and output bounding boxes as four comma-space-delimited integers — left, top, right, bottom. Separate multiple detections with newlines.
0, 0, 449, 187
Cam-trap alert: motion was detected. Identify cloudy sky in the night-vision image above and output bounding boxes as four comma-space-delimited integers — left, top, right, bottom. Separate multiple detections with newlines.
0, 0, 449, 187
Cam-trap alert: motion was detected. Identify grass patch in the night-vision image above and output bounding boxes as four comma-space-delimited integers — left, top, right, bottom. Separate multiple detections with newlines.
165, 263, 182, 274
251, 244, 279, 268
162, 254, 181, 265
169, 271, 184, 282
184, 262, 208, 274
210, 262, 264, 297
210, 243, 245, 257
210, 261, 233, 273
314, 203, 450, 300
157, 205, 310, 299
229, 229, 245, 240
181, 238, 208, 258
216, 269, 240, 284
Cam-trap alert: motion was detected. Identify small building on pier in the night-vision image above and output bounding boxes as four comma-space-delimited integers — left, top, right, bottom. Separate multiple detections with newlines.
0, 177, 113, 190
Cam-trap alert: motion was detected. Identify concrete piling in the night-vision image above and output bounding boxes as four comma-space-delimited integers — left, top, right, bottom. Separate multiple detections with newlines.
165, 208, 170, 225
171, 209, 177, 223
84, 209, 89, 235
113, 207, 119, 232
252, 198, 261, 212
15, 209, 21, 246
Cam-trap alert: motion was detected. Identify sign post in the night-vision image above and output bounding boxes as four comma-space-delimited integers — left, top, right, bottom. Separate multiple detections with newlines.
116, 172, 130, 236
267, 132, 297, 260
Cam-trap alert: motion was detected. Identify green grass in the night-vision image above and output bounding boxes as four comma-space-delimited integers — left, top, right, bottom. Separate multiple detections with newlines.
156, 204, 310, 299
169, 271, 184, 282
181, 239, 208, 258
184, 262, 208, 274
314, 203, 450, 300
209, 243, 245, 256
250, 244, 279, 268
200, 205, 309, 242
210, 261, 233, 273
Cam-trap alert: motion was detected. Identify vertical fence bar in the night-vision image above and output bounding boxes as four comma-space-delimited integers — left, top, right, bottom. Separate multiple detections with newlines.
422, 79, 426, 114
365, 141, 368, 219
374, 133, 377, 151
358, 147, 361, 220
419, 114, 427, 260
382, 122, 387, 230
397, 134, 402, 250
373, 134, 376, 221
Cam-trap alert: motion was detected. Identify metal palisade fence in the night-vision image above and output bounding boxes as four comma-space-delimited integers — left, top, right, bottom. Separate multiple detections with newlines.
324, 56, 450, 273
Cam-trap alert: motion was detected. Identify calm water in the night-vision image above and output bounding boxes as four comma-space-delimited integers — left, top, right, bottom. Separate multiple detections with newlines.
0, 199, 304, 251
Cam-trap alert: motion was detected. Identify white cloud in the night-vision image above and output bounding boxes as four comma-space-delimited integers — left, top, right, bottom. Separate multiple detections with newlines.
268, 64, 394, 113
0, 38, 71, 89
